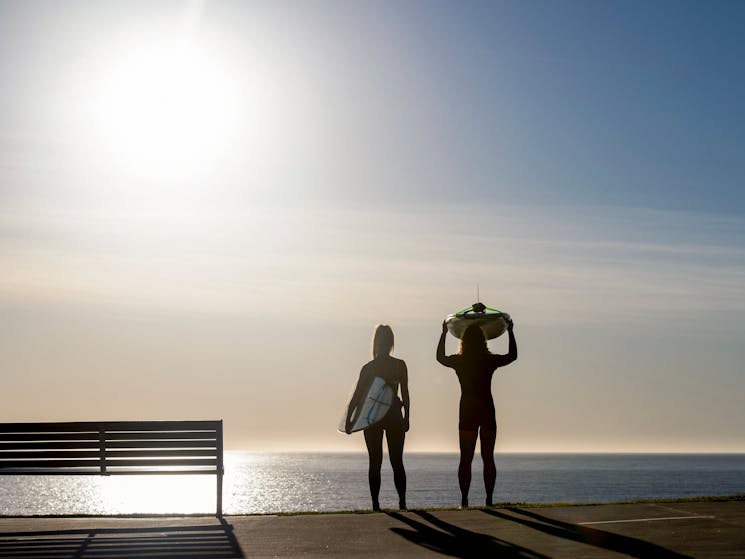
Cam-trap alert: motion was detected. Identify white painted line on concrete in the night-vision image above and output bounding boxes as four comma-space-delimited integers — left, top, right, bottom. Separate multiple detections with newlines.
579, 515, 714, 525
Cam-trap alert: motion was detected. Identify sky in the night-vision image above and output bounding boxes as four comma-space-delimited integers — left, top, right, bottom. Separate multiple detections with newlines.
1, 0, 744, 453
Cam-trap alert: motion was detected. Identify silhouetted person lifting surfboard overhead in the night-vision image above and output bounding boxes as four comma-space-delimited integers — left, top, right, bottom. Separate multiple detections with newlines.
437, 312, 517, 508
343, 324, 410, 511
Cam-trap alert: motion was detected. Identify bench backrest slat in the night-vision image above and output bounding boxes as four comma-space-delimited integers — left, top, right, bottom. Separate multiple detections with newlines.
0, 421, 220, 432
0, 440, 218, 450
0, 431, 218, 442
2, 458, 217, 469
105, 431, 217, 441
0, 449, 218, 460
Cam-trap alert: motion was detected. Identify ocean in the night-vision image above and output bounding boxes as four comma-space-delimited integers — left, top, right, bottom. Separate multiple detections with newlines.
1, 453, 744, 516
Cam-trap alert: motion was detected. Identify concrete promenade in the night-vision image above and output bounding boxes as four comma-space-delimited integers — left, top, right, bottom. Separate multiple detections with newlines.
1, 500, 744, 558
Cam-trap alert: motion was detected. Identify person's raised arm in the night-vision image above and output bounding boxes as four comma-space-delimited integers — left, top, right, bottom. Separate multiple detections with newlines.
400, 361, 410, 432
436, 321, 450, 365
493, 318, 517, 367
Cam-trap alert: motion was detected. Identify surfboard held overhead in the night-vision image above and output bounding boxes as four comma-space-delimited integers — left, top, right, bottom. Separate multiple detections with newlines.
445, 302, 511, 340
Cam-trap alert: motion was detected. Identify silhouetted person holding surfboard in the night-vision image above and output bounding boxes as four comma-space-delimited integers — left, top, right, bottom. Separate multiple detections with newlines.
344, 324, 410, 511
437, 318, 517, 507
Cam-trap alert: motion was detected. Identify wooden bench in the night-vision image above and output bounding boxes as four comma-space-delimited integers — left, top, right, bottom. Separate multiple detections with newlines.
0, 420, 224, 516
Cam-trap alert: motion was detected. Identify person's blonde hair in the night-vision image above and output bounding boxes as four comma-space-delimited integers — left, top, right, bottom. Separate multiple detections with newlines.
372, 324, 394, 358
458, 323, 489, 356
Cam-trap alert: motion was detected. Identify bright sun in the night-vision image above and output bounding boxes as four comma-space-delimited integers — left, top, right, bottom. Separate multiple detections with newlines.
91, 40, 242, 180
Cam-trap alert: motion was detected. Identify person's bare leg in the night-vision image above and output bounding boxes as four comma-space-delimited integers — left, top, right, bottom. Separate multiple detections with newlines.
364, 426, 384, 511
386, 426, 407, 510
458, 429, 478, 507
480, 428, 497, 506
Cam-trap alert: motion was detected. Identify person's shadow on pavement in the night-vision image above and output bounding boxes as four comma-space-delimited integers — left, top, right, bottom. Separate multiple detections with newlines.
482, 508, 692, 559
386, 510, 549, 558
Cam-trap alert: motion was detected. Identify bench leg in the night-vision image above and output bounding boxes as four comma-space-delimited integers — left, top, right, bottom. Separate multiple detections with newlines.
217, 471, 223, 517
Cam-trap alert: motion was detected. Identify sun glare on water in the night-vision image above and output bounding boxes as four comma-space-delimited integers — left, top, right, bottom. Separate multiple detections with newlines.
97, 475, 215, 515
90, 39, 242, 181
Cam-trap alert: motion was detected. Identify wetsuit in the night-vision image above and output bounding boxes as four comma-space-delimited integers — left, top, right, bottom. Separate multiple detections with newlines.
437, 353, 509, 430
437, 326, 517, 432
356, 355, 409, 510
358, 355, 408, 442
437, 323, 517, 507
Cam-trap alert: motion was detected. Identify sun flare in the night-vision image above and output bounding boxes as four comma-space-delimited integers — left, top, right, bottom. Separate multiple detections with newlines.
91, 40, 242, 180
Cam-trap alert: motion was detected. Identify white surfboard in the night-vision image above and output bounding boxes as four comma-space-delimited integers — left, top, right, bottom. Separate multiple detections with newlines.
338, 376, 394, 434
446, 302, 510, 340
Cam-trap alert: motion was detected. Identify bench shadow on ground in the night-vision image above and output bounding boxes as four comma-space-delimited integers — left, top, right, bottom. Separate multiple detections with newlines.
386, 510, 550, 558
0, 518, 244, 559
481, 508, 692, 559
